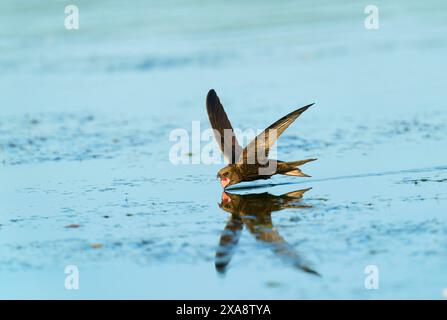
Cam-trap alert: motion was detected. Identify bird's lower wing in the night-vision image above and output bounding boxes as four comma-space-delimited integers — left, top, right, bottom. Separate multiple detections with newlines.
215, 216, 244, 273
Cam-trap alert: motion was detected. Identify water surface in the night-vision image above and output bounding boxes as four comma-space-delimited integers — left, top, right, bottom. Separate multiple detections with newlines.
1, 0, 446, 299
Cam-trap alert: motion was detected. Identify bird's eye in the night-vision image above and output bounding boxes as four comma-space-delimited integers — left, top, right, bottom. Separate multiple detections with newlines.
223, 172, 229, 177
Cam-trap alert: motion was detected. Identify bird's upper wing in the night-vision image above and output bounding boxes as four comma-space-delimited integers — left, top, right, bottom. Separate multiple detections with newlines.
206, 89, 243, 163
237, 103, 314, 164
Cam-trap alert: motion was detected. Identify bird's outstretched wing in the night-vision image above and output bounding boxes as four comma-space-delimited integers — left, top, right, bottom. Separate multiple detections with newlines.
238, 103, 314, 164
206, 89, 243, 163
215, 215, 244, 274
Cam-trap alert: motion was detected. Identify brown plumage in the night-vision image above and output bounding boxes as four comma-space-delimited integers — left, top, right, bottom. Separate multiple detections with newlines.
215, 188, 318, 275
206, 89, 317, 188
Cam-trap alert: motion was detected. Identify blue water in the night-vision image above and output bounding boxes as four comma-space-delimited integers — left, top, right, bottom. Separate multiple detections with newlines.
1, 0, 446, 299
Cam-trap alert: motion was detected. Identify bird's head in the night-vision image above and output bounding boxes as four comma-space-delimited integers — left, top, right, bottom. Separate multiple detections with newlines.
219, 191, 243, 215
219, 191, 235, 213
217, 165, 241, 189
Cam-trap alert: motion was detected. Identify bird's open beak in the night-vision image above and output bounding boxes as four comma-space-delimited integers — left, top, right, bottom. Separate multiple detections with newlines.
221, 192, 231, 203
220, 178, 230, 188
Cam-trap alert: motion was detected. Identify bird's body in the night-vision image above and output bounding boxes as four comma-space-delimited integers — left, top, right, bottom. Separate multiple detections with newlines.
206, 89, 316, 188
217, 159, 316, 188
219, 188, 312, 217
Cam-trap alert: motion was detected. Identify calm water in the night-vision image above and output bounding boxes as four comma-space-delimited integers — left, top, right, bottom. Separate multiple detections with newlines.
1, 0, 447, 299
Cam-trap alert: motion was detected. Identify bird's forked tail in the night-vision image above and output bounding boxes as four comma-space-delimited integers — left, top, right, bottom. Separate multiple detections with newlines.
280, 158, 317, 177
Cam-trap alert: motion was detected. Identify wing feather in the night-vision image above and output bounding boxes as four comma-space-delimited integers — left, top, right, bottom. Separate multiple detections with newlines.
206, 89, 243, 163
238, 103, 314, 164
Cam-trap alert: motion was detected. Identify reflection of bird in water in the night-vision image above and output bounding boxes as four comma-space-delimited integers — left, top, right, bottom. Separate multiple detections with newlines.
215, 188, 319, 275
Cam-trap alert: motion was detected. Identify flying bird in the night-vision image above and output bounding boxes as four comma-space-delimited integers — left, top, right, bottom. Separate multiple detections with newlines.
206, 89, 316, 188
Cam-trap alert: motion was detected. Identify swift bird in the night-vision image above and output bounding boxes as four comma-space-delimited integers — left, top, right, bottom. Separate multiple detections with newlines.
206, 89, 316, 188
215, 188, 318, 275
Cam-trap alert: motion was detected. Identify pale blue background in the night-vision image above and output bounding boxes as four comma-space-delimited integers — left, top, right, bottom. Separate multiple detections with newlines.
1, 0, 446, 299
